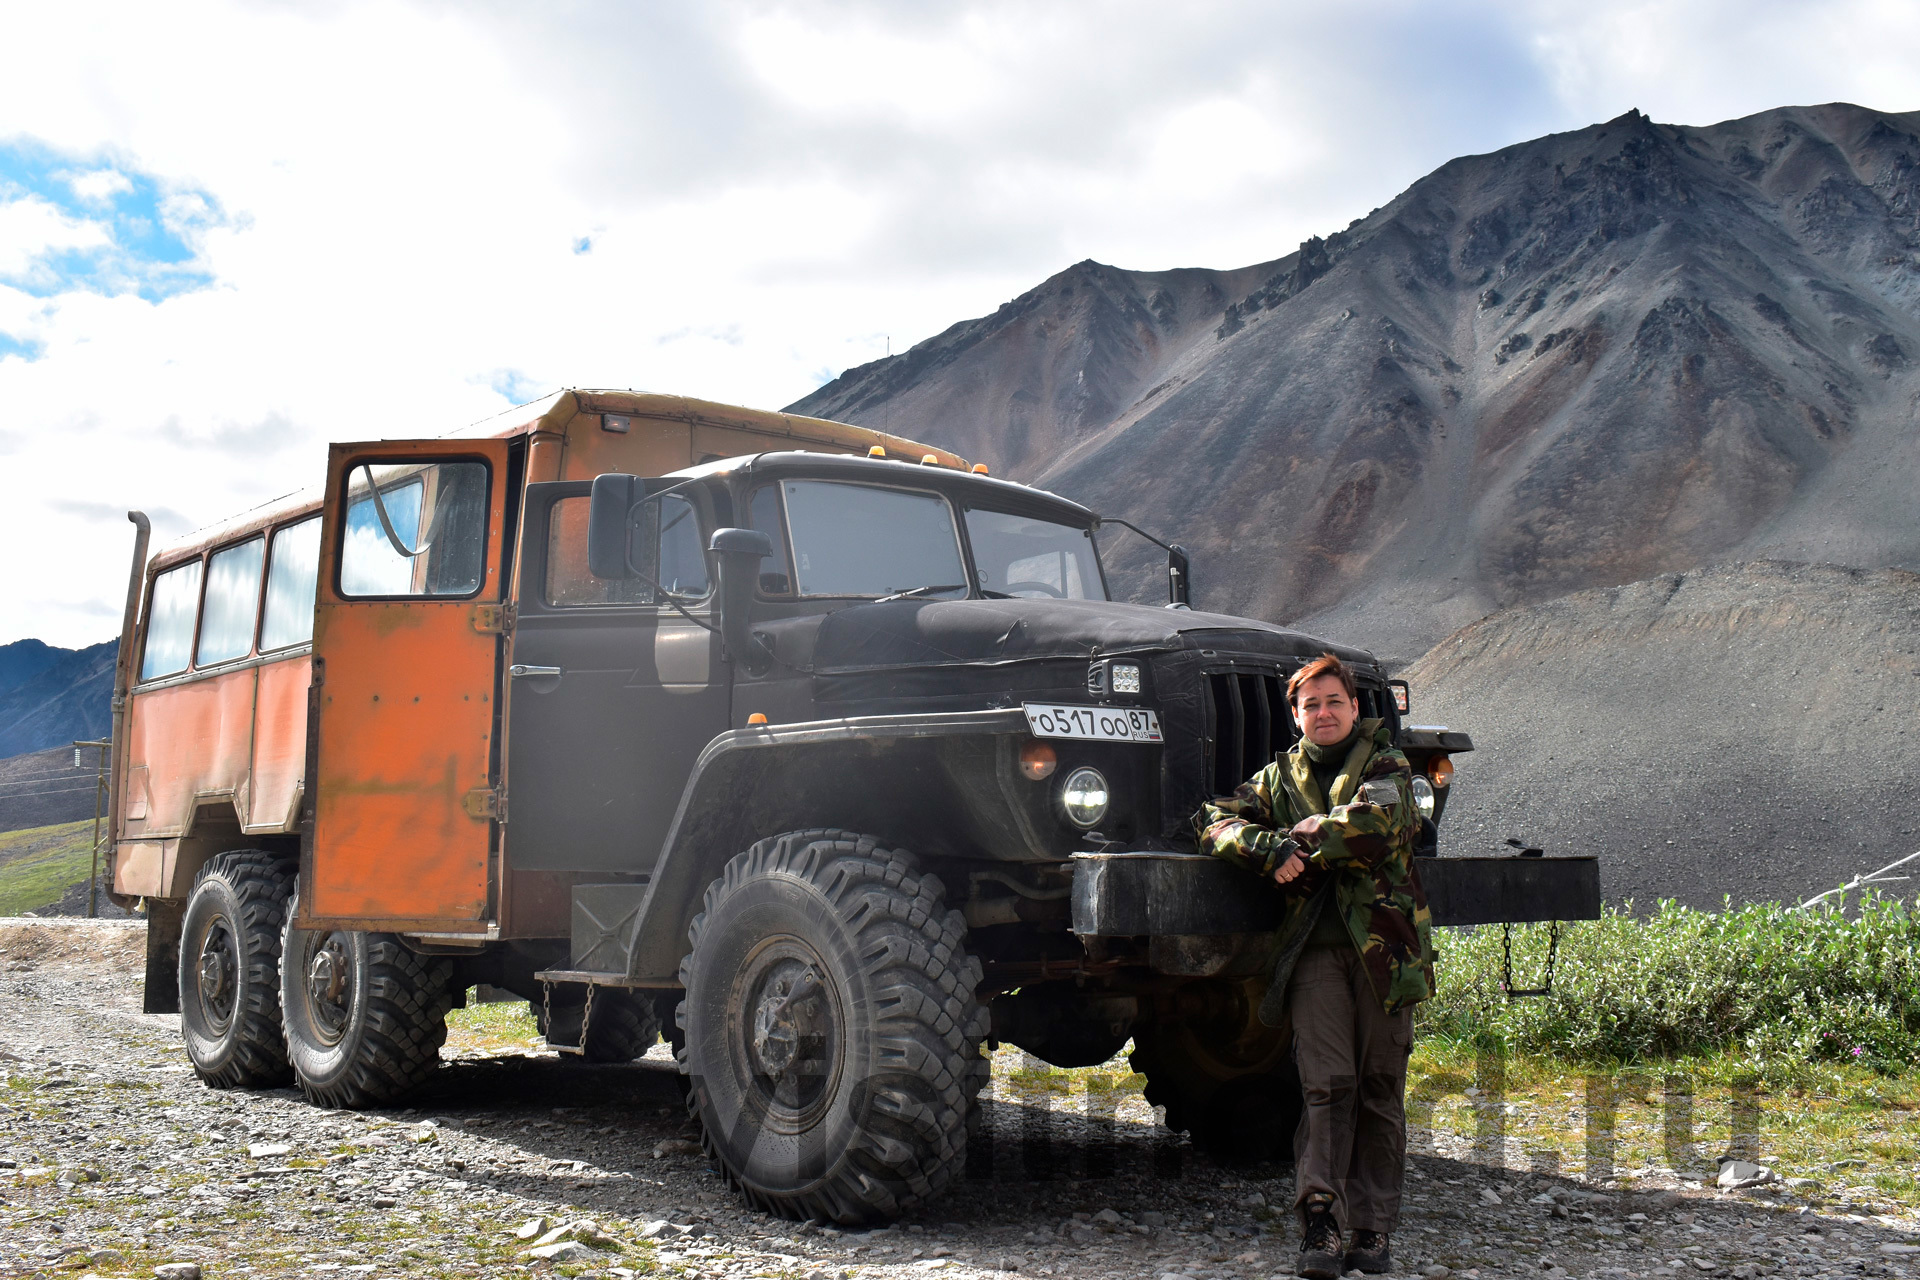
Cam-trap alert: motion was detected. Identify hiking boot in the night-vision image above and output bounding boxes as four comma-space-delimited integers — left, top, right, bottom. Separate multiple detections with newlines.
1345, 1229, 1391, 1275
1296, 1204, 1343, 1280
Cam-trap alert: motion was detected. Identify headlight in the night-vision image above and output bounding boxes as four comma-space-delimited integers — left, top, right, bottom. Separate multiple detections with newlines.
1061, 767, 1110, 828
1410, 774, 1436, 820
1110, 663, 1141, 695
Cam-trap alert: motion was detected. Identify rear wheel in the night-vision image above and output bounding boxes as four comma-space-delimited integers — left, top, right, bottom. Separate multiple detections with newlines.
676, 829, 986, 1222
178, 850, 296, 1088
537, 988, 661, 1063
280, 886, 454, 1108
1130, 986, 1301, 1164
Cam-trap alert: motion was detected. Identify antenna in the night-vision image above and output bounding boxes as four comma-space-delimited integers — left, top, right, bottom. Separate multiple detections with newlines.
884, 334, 890, 435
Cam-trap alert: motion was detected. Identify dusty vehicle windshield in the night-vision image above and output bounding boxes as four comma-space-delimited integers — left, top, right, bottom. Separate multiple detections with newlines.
779, 480, 967, 597
761, 479, 1106, 602
964, 508, 1106, 600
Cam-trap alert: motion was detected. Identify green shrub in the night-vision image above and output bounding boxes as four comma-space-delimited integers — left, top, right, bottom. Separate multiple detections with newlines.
1418, 894, 1920, 1072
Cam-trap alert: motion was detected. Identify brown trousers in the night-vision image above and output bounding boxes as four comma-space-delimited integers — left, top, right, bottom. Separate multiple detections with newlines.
1289, 944, 1412, 1234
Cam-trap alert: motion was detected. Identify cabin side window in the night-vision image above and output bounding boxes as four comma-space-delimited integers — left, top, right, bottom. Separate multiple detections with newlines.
195, 538, 266, 667
260, 516, 322, 651
141, 560, 203, 680
545, 493, 708, 606
545, 496, 647, 607
747, 484, 794, 596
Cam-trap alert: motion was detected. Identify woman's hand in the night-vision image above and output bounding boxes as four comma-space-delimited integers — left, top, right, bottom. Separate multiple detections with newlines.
1273, 852, 1307, 885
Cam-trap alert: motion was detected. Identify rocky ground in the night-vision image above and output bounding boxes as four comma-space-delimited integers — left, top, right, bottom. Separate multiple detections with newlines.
3, 920, 1917, 1280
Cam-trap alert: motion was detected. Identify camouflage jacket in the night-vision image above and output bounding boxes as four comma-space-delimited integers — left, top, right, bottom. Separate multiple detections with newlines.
1193, 717, 1435, 1014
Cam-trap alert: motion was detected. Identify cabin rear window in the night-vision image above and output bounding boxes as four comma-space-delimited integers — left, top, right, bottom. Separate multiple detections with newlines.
339, 460, 488, 598
260, 516, 321, 651
196, 538, 266, 666
141, 560, 203, 681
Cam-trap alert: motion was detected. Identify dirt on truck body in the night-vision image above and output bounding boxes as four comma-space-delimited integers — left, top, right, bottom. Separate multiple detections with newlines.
104, 388, 1597, 1224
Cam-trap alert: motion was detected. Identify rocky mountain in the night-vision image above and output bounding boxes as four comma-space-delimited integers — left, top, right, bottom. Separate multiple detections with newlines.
791, 103, 1920, 662
0, 639, 115, 760
1403, 560, 1920, 910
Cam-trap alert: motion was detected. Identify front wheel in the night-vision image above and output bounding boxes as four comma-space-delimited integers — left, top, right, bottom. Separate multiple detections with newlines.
676, 830, 986, 1222
280, 887, 454, 1108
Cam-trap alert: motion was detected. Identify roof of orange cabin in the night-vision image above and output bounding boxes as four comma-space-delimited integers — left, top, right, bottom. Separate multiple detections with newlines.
145, 390, 966, 569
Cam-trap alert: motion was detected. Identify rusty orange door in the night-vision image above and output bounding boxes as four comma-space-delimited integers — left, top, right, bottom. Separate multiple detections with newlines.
301, 440, 512, 929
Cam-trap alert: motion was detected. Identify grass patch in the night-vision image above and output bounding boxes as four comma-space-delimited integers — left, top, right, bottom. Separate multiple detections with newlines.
0, 819, 96, 915
1420, 895, 1920, 1074
1405, 897, 1920, 1207
446, 990, 541, 1054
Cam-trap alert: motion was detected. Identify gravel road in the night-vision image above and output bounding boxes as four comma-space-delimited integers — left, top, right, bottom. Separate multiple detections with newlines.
2, 920, 1916, 1280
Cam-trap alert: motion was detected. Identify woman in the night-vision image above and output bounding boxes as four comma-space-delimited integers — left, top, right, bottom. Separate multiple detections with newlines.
1194, 652, 1435, 1279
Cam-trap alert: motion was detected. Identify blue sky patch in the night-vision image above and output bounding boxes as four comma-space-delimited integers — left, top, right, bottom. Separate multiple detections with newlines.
0, 138, 225, 305
0, 331, 44, 361
488, 369, 549, 405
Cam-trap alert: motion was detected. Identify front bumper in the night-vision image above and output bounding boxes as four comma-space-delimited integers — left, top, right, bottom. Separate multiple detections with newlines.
1069, 850, 1601, 936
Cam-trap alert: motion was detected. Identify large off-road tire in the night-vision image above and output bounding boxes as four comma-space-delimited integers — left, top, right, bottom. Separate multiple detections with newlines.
676, 829, 987, 1223
1129, 992, 1302, 1164
178, 850, 296, 1088
537, 988, 661, 1063
279, 886, 454, 1108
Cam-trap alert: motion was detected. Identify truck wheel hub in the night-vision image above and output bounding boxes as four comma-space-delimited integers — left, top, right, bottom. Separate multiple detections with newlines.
738, 943, 838, 1121
752, 967, 819, 1074
196, 924, 236, 1023
306, 936, 354, 1037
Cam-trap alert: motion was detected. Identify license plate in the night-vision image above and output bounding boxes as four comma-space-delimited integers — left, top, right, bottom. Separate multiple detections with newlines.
1023, 703, 1163, 743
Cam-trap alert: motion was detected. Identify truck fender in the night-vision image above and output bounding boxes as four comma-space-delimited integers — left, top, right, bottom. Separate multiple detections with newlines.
615, 708, 1029, 983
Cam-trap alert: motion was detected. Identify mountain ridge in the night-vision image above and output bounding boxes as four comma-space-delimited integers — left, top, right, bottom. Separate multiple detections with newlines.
789, 102, 1920, 660
0, 638, 116, 761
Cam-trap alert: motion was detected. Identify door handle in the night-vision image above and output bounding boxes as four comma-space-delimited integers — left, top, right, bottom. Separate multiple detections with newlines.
509, 665, 563, 679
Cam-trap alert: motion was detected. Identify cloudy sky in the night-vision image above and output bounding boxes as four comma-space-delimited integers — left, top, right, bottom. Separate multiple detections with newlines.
2, 0, 1915, 647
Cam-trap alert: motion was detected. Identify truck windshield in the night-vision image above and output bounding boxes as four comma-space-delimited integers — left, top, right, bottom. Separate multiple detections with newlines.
781, 480, 966, 598
964, 508, 1106, 600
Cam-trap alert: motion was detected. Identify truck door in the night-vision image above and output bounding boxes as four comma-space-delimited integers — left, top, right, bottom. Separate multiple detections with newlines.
303, 440, 512, 928
503, 480, 729, 872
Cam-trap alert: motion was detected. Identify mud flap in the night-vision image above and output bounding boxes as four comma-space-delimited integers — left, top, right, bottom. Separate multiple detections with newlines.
143, 898, 184, 1014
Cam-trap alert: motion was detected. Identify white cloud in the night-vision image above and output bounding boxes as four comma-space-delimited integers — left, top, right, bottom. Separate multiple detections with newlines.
0, 0, 1915, 647
0, 195, 110, 278
60, 168, 133, 205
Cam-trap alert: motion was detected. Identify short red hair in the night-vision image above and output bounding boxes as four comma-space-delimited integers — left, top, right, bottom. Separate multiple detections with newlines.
1286, 652, 1356, 708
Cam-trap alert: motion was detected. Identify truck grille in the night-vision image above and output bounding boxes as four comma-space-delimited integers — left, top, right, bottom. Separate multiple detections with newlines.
1204, 671, 1396, 793
1205, 672, 1292, 795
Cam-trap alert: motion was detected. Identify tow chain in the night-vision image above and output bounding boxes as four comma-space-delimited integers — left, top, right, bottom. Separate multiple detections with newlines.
1500, 920, 1560, 1000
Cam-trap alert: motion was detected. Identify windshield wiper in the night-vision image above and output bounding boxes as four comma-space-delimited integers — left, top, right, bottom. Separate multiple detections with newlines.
874, 584, 969, 604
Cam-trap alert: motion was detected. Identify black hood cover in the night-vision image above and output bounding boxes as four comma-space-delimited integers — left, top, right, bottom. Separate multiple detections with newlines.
811, 597, 1363, 673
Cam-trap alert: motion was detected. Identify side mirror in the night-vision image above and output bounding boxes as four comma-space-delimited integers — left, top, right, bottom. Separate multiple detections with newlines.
587, 473, 642, 579
1166, 544, 1192, 609
709, 528, 775, 675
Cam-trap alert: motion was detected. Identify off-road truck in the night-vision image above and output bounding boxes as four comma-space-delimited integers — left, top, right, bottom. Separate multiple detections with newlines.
105, 390, 1596, 1225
